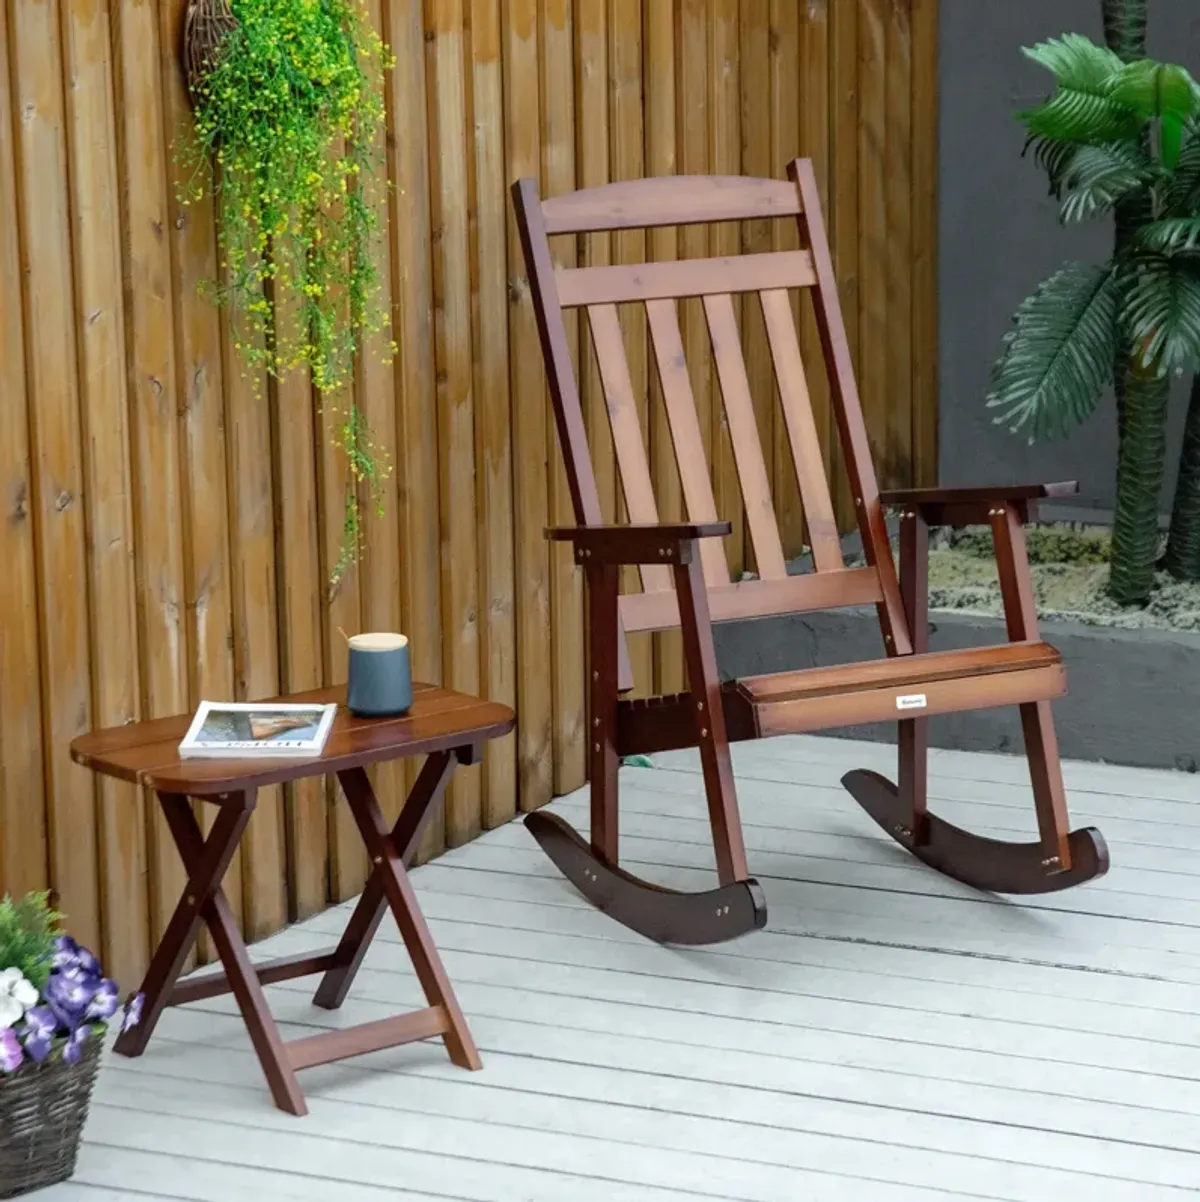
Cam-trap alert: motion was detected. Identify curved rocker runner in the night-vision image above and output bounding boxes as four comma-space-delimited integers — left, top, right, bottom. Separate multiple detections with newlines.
511, 163, 1109, 948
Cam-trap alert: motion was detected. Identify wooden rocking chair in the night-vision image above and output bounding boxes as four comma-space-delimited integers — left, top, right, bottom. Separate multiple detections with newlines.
511, 162, 1109, 946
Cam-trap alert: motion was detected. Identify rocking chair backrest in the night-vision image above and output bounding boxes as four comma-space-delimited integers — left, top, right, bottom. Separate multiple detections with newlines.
512, 161, 913, 658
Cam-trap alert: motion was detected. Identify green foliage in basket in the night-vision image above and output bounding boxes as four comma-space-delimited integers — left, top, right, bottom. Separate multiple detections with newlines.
0, 893, 62, 994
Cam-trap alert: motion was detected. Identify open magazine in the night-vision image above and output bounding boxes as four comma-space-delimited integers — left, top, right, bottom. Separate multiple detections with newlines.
179, 701, 338, 759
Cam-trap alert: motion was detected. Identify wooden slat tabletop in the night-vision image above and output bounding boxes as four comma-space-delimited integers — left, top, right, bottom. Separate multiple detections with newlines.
71, 685, 515, 797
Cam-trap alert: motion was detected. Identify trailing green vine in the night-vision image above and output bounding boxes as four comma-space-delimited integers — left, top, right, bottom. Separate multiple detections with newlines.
178, 0, 395, 582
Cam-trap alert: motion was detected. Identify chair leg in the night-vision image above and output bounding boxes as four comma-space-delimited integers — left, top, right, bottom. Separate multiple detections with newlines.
897, 718, 929, 846
1021, 700, 1074, 874
673, 553, 749, 885
524, 542, 766, 945
845, 506, 1109, 894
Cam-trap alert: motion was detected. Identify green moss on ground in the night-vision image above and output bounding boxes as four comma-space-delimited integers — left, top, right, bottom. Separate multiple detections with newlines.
925, 524, 1200, 632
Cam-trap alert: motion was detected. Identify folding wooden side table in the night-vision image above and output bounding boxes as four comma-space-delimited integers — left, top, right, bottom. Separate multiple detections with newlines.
71, 684, 514, 1116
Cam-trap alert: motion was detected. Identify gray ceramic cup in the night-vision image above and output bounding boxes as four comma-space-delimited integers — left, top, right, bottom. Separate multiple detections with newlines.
346, 633, 413, 717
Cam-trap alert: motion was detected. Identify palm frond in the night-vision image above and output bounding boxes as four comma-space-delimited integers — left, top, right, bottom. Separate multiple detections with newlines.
1059, 141, 1158, 222
1123, 253, 1200, 375
1166, 117, 1200, 210
987, 262, 1120, 441
1024, 135, 1080, 199
1137, 217, 1200, 255
1109, 62, 1200, 170
1109, 59, 1200, 121
1023, 34, 1124, 91
1019, 35, 1140, 143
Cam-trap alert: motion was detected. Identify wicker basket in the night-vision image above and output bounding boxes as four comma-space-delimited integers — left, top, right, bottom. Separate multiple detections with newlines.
182, 0, 239, 99
0, 1037, 102, 1199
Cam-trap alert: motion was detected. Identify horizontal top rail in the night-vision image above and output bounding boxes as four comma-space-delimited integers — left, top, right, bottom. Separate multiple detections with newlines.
539, 175, 804, 234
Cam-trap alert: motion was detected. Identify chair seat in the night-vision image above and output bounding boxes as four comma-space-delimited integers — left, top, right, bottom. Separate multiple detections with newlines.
738, 642, 1065, 737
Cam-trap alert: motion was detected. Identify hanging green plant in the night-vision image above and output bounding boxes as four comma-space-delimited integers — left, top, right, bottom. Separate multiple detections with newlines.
178, 0, 395, 582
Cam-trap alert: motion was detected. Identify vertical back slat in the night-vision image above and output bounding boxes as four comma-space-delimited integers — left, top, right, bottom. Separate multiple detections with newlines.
587, 304, 673, 593
645, 297, 730, 588
790, 159, 911, 655
703, 292, 787, 580
759, 288, 843, 570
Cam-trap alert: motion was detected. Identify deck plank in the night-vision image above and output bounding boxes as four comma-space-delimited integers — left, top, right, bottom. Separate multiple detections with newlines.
54, 735, 1200, 1200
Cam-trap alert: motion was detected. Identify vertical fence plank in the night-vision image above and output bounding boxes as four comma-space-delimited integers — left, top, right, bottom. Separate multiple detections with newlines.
745, 2, 783, 548
271, 285, 326, 920
764, 0, 803, 550
0, 0, 49, 901
357, 0, 406, 841
644, 0, 683, 697
575, 0, 614, 527
319, 387, 366, 901
829, 0, 860, 528
608, 0, 653, 693
11, 0, 100, 950
799, 1, 834, 507
676, 0, 713, 526
159, 0, 240, 961
223, 313, 286, 943
468, 0, 518, 827
708, 0, 744, 578
857, 0, 889, 483
884, 0, 913, 491
387, 0, 444, 860
911, 0, 939, 487
542, 0, 586, 792
67, 0, 147, 988
427, 0, 482, 847
505, 0, 552, 813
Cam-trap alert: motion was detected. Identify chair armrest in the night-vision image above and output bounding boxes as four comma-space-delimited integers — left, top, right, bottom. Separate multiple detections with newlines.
546, 522, 731, 566
880, 482, 1078, 528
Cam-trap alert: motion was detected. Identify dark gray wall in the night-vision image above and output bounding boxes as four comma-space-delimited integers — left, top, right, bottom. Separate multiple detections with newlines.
939, 0, 1199, 511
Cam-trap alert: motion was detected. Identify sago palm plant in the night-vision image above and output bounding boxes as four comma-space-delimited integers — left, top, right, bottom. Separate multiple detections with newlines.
987, 33, 1200, 604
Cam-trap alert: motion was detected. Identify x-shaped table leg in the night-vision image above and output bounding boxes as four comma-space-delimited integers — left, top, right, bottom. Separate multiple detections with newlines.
313, 751, 481, 1070
114, 791, 308, 1115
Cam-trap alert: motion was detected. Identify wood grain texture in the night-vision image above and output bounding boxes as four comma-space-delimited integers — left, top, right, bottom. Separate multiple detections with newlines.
467, 0, 517, 829
70, 0, 148, 989
2, 0, 940, 963
426, 0, 482, 849
911, 0, 939, 487
386, 0, 445, 863
11, 0, 100, 950
644, 0, 684, 697
706, 0, 744, 579
799, 0, 834, 510
884, 0, 913, 491
829, 0, 860, 525
0, 0, 49, 901
504, 0, 554, 814
542, 0, 586, 795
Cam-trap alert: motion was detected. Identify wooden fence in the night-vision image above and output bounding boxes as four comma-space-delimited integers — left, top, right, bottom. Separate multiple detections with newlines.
0, 0, 938, 989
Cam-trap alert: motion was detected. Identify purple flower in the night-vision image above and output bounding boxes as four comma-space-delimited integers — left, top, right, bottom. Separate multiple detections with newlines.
61, 1024, 91, 1067
21, 1006, 56, 1063
51, 935, 80, 970
0, 1028, 22, 1073
86, 978, 119, 1022
121, 992, 144, 1034
75, 946, 102, 978
45, 970, 97, 1030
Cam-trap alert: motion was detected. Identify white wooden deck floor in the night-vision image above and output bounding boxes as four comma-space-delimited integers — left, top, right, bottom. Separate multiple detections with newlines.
33, 735, 1200, 1202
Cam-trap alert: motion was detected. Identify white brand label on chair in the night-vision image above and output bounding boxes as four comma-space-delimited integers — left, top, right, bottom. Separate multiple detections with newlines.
896, 693, 928, 711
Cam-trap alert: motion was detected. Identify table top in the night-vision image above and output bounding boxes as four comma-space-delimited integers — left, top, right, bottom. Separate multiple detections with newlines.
70, 684, 515, 797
